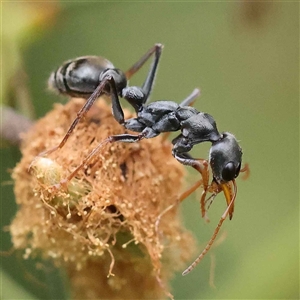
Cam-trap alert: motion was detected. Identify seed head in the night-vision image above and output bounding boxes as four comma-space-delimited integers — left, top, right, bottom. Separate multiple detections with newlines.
11, 97, 196, 299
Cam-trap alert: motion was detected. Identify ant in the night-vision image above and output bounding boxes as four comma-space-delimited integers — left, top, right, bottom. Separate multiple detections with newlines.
30, 43, 249, 276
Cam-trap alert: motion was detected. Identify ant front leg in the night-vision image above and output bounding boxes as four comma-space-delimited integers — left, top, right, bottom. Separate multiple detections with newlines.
172, 147, 210, 220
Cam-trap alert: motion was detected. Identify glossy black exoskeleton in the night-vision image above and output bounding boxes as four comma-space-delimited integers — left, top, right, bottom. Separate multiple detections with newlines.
48, 56, 119, 98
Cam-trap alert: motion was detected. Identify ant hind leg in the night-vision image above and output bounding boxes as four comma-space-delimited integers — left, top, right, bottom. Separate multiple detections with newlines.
179, 88, 201, 107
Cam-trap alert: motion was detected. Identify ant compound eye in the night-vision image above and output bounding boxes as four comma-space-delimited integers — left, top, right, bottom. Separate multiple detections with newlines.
235, 162, 241, 177
222, 162, 237, 182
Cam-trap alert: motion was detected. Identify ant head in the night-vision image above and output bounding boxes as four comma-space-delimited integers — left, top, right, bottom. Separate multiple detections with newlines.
100, 68, 127, 95
209, 132, 242, 183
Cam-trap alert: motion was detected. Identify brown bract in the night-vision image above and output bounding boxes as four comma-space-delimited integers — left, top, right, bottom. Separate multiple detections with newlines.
10, 97, 196, 299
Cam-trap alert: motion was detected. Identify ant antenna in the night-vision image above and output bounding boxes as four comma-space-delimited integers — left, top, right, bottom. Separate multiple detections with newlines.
182, 180, 237, 276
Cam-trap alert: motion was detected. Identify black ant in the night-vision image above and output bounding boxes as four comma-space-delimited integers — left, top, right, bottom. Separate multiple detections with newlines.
30, 44, 249, 275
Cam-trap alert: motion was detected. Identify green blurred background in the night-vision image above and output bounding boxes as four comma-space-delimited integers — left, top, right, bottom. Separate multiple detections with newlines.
1, 2, 298, 299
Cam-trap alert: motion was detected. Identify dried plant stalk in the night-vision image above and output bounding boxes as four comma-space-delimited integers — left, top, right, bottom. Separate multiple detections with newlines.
10, 97, 196, 299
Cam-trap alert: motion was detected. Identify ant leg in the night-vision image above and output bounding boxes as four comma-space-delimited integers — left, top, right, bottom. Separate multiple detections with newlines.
29, 77, 121, 171
182, 180, 237, 276
53, 76, 120, 149
51, 131, 150, 190
141, 44, 163, 102
51, 137, 112, 190
125, 44, 163, 79
155, 179, 203, 235
173, 151, 210, 219
179, 88, 201, 107
196, 162, 210, 221
108, 77, 125, 124
30, 77, 117, 162
124, 44, 163, 103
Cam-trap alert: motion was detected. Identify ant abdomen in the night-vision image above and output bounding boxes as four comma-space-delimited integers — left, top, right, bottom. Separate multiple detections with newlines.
48, 56, 115, 98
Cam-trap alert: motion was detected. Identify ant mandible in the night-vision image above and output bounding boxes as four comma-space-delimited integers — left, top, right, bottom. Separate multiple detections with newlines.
30, 44, 249, 276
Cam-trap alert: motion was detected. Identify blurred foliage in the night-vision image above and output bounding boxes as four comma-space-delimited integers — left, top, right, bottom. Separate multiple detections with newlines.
1, 2, 59, 118
1, 1, 299, 299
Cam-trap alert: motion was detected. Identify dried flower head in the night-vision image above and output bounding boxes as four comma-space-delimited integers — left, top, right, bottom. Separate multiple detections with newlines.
10, 97, 196, 299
